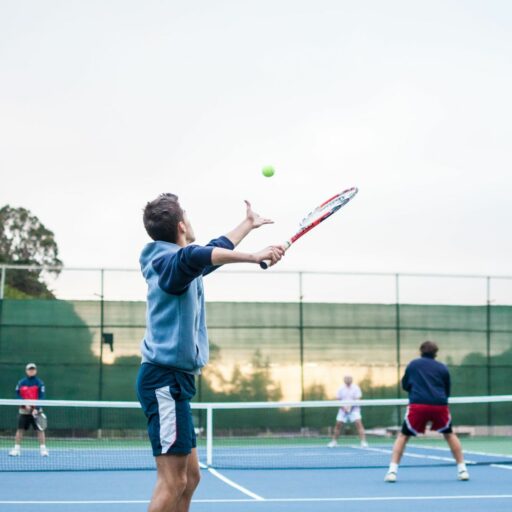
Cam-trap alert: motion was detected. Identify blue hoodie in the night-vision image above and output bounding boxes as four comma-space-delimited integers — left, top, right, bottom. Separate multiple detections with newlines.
402, 355, 451, 405
139, 236, 234, 373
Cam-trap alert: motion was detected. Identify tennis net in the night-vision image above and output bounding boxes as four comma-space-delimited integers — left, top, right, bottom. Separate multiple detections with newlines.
0, 396, 511, 471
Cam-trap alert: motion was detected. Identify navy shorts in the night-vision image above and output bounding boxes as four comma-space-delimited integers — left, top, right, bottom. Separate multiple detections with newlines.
136, 363, 197, 456
17, 414, 39, 431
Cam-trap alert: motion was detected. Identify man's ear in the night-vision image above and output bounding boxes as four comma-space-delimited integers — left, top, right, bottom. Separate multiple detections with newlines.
177, 220, 186, 235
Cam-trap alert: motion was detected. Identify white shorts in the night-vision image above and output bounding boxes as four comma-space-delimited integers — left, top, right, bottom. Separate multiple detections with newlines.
336, 409, 362, 423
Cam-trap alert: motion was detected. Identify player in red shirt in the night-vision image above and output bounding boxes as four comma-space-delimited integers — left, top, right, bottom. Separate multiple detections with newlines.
9, 363, 48, 457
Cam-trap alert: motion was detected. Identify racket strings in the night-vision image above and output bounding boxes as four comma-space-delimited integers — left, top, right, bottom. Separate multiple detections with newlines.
299, 195, 349, 228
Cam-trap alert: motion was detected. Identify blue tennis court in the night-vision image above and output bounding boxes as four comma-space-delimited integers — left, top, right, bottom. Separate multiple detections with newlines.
2, 440, 512, 471
2, 446, 512, 512
2, 397, 511, 511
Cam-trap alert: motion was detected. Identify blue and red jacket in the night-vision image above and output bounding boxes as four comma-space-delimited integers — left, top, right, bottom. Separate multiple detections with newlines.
16, 376, 45, 401
402, 355, 450, 405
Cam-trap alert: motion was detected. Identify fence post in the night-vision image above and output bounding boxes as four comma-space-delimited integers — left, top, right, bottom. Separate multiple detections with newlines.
0, 266, 4, 357
395, 274, 402, 424
0, 266, 5, 300
486, 276, 492, 426
98, 269, 105, 435
395, 274, 401, 393
299, 272, 305, 430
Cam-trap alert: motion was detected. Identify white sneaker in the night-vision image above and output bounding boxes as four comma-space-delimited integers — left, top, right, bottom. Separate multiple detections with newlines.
40, 448, 49, 457
360, 441, 369, 448
458, 469, 469, 481
327, 440, 338, 448
384, 471, 397, 483
9, 448, 20, 457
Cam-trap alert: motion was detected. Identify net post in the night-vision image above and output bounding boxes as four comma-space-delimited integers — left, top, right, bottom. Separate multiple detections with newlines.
206, 406, 213, 466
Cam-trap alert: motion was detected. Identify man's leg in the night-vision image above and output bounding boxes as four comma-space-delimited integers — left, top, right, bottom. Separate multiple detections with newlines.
37, 430, 48, 456
390, 433, 409, 464
328, 421, 344, 447
354, 419, 368, 446
15, 428, 23, 444
176, 448, 201, 512
9, 429, 24, 456
443, 433, 463, 463
385, 433, 410, 482
443, 433, 469, 480
149, 454, 189, 512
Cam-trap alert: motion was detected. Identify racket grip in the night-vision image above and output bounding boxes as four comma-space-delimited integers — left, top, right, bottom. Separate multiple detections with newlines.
259, 241, 291, 270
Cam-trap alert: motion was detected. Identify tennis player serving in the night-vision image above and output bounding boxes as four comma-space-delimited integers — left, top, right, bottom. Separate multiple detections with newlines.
136, 193, 285, 512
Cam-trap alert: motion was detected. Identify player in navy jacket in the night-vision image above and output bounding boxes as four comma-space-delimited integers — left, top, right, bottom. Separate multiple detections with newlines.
9, 363, 48, 457
137, 193, 284, 512
384, 341, 468, 482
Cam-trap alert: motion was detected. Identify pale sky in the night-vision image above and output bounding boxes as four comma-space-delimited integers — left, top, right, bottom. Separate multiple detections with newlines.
1, 0, 511, 289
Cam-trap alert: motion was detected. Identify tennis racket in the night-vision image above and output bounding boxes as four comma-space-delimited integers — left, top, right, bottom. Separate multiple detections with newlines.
260, 187, 358, 269
34, 411, 48, 431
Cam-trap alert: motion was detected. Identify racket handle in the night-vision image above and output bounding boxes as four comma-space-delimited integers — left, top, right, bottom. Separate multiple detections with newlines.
259, 241, 291, 270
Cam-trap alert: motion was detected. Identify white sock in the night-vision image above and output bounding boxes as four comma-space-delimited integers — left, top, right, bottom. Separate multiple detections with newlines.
14, 444, 20, 450
457, 463, 467, 472
389, 462, 398, 473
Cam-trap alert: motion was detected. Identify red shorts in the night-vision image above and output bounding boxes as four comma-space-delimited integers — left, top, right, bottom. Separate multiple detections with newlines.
402, 404, 452, 436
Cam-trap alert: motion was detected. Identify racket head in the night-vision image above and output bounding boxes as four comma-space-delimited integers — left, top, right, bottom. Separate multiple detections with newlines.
35, 412, 47, 431
299, 187, 358, 229
260, 186, 358, 270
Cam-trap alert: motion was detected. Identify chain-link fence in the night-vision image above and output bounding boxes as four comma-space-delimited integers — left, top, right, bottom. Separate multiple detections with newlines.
1, 265, 511, 425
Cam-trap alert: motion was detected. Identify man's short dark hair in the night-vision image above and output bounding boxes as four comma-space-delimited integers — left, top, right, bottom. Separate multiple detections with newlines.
143, 193, 184, 243
420, 340, 439, 358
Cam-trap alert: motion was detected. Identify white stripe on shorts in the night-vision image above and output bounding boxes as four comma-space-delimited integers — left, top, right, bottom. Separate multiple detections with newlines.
155, 386, 177, 453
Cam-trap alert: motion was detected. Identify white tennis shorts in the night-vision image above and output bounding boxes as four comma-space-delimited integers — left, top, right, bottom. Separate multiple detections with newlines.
336, 409, 362, 423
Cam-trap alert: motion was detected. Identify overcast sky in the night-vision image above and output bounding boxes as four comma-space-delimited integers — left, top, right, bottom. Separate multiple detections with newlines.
1, 1, 511, 285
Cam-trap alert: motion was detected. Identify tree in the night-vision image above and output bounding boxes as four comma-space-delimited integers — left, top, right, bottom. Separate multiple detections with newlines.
227, 350, 282, 401
198, 344, 283, 402
0, 205, 62, 298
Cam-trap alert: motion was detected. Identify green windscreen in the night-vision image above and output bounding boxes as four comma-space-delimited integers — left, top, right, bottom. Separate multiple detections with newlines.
1, 299, 511, 406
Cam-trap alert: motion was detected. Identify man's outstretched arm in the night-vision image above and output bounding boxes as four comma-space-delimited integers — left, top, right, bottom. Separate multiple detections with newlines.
223, 200, 273, 247
154, 244, 285, 295
211, 245, 284, 267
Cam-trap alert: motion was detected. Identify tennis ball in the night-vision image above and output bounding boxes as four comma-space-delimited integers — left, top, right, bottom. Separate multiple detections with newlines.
262, 166, 275, 178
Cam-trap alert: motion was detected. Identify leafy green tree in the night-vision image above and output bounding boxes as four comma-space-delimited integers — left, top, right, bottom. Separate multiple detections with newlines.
226, 350, 282, 401
198, 345, 282, 402
304, 382, 327, 400
0, 205, 62, 298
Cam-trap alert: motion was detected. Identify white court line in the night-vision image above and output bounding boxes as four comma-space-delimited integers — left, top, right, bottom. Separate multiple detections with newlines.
409, 443, 512, 461
354, 445, 476, 464
492, 464, 512, 471
2, 495, 512, 505
0, 502, 149, 506
358, 444, 512, 472
407, 443, 512, 469
199, 462, 264, 501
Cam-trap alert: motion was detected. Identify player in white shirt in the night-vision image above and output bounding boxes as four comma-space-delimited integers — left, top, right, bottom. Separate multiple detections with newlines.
328, 375, 368, 448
